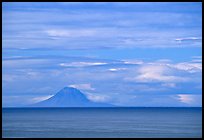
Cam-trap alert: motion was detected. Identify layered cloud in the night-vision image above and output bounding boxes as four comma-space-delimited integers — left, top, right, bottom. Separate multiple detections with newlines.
3, 2, 202, 50
2, 56, 202, 106
126, 64, 189, 83
2, 2, 202, 107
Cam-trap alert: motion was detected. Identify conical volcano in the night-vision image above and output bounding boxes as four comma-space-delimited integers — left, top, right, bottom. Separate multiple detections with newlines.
31, 87, 114, 107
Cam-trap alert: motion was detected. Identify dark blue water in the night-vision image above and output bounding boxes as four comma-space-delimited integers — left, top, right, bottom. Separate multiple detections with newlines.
2, 107, 202, 138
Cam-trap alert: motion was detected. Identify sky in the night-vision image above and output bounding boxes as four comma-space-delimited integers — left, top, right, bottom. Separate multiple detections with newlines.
2, 2, 202, 107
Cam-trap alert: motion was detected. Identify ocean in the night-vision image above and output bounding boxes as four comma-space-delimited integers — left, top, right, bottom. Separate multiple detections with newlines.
2, 107, 202, 138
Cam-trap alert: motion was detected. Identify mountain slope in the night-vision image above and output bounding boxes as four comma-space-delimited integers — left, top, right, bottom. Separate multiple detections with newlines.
30, 87, 114, 107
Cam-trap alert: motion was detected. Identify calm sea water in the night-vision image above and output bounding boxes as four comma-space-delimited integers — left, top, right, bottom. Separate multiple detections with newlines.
2, 107, 202, 138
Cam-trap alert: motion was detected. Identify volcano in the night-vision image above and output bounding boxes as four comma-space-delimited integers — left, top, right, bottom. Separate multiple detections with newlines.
30, 87, 114, 107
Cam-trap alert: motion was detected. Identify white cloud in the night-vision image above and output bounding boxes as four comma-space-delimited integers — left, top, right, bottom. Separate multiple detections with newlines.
125, 59, 202, 84
85, 93, 110, 103
175, 37, 202, 42
177, 94, 196, 104
108, 68, 127, 72
59, 62, 107, 67
123, 59, 144, 65
46, 30, 70, 37
69, 83, 95, 91
31, 95, 54, 103
170, 62, 202, 73
127, 64, 188, 83
45, 29, 97, 38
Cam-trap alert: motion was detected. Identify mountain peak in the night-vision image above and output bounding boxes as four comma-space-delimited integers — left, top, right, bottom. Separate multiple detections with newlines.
58, 86, 80, 94
31, 87, 115, 107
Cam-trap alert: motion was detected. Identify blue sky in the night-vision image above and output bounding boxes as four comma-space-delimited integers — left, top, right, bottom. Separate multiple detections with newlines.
2, 2, 202, 107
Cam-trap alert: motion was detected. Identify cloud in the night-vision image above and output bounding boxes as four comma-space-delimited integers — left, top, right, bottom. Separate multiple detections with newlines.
45, 29, 97, 38
69, 83, 95, 91
124, 59, 202, 86
169, 62, 202, 73
126, 64, 188, 83
85, 93, 110, 103
108, 68, 127, 72
122, 59, 144, 65
175, 37, 202, 42
3, 2, 202, 50
177, 94, 201, 105
59, 62, 108, 67
31, 95, 54, 103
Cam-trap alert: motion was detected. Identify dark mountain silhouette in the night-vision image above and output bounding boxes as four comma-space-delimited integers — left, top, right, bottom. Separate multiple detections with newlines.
30, 87, 115, 107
